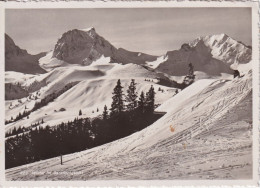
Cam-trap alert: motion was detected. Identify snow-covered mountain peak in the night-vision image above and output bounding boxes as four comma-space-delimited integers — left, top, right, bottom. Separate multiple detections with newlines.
146, 33, 251, 78
190, 33, 233, 49
190, 33, 252, 65
207, 33, 229, 41
80, 27, 96, 33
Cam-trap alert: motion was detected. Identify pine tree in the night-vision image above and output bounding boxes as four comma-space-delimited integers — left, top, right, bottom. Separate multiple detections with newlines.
137, 91, 145, 113
41, 119, 44, 124
110, 79, 124, 116
12, 127, 17, 135
188, 63, 194, 76
97, 108, 99, 112
145, 85, 155, 113
183, 63, 195, 86
103, 105, 108, 120
126, 79, 138, 111
79, 109, 82, 116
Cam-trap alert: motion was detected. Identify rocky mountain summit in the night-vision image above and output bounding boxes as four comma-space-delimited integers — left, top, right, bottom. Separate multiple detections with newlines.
52, 27, 157, 66
5, 34, 47, 74
147, 33, 252, 77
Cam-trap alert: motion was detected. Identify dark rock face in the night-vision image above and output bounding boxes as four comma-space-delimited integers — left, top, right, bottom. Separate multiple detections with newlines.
5, 83, 29, 100
5, 34, 28, 59
156, 41, 233, 76
115, 48, 157, 65
5, 34, 47, 74
52, 28, 158, 66
52, 28, 117, 65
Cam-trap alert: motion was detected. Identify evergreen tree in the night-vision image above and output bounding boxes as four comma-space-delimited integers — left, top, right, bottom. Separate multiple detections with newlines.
126, 79, 138, 111
79, 109, 82, 116
12, 127, 17, 135
145, 85, 155, 113
97, 108, 99, 112
188, 63, 194, 76
110, 79, 124, 116
103, 105, 108, 120
137, 91, 145, 113
182, 63, 195, 86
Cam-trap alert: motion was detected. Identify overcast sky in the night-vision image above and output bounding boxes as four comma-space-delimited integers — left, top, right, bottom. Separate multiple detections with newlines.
6, 8, 251, 56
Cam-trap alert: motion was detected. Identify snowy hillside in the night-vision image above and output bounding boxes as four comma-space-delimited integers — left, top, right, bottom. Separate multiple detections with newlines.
5, 61, 177, 133
5, 71, 36, 85
6, 68, 252, 180
5, 27, 253, 180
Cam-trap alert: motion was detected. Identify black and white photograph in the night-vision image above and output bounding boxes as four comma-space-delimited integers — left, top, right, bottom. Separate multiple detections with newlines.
2, 3, 259, 184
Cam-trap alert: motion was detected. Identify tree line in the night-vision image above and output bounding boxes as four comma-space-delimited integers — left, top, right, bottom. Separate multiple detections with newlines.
5, 82, 78, 125
6, 79, 162, 169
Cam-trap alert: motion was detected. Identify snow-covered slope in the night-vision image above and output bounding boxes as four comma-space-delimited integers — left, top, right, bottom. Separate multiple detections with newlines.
5, 72, 36, 85
146, 55, 168, 69
6, 70, 252, 180
38, 51, 75, 72
5, 29, 253, 180
5, 62, 177, 132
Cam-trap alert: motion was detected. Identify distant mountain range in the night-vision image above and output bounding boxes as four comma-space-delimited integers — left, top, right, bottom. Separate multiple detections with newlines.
5, 27, 252, 76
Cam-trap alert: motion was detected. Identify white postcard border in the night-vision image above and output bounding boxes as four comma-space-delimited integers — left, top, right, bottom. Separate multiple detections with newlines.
0, 1, 258, 187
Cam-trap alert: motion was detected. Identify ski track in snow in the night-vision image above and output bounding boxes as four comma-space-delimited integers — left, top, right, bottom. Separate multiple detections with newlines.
5, 71, 252, 180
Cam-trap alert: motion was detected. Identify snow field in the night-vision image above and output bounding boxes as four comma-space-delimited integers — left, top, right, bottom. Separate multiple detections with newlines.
6, 71, 252, 180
